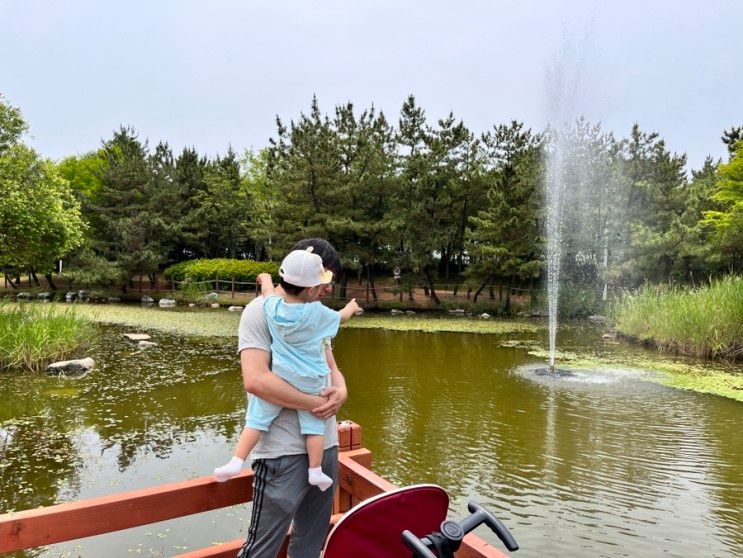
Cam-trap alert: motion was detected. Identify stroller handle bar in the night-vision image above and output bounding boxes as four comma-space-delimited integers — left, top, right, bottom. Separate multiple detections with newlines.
402, 501, 518, 557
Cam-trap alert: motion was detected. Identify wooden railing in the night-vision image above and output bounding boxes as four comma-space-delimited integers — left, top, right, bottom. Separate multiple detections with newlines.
0, 422, 507, 558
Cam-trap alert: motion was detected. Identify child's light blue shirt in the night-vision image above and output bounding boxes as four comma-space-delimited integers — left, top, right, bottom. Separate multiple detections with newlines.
263, 294, 341, 394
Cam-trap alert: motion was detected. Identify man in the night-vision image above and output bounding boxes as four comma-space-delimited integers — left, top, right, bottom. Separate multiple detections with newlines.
236, 238, 345, 558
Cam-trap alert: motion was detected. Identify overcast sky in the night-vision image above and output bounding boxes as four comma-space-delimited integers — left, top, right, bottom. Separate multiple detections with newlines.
1, 1, 740, 171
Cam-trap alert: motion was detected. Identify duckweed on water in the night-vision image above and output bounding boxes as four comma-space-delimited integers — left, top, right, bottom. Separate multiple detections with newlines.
43, 303, 741, 400
49, 303, 543, 337
345, 315, 542, 334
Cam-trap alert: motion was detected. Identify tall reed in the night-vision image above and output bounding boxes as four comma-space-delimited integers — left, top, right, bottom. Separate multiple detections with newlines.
613, 276, 743, 360
0, 302, 93, 372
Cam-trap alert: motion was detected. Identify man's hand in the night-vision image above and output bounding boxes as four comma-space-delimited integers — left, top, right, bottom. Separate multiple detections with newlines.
311, 385, 347, 419
257, 272, 272, 286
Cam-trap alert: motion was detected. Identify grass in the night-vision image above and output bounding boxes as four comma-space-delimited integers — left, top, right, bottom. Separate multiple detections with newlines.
0, 302, 93, 372
613, 276, 743, 361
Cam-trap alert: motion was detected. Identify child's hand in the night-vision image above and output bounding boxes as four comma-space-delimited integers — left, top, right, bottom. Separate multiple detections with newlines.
257, 273, 272, 285
346, 298, 363, 315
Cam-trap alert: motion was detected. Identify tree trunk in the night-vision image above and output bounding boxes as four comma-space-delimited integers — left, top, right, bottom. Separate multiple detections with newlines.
505, 278, 512, 311
44, 273, 57, 290
472, 274, 493, 304
489, 285, 495, 300
367, 264, 378, 301
4, 273, 18, 289
30, 269, 40, 286
423, 267, 441, 304
340, 274, 348, 299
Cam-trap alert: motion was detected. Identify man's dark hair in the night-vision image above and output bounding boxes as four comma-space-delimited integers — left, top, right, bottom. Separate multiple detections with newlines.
290, 238, 342, 277
279, 278, 305, 296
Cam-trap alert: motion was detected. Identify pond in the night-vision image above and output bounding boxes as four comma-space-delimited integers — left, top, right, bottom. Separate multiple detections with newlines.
0, 313, 741, 557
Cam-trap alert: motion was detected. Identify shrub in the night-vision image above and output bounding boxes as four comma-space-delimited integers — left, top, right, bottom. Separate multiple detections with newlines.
531, 285, 605, 319
163, 259, 279, 284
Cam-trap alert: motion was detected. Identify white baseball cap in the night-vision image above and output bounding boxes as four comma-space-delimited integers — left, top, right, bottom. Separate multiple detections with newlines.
279, 247, 334, 287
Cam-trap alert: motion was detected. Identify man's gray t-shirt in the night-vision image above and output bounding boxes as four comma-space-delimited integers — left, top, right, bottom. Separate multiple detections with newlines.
237, 295, 338, 460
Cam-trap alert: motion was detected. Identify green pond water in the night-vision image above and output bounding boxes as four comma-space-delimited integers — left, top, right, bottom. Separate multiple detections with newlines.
0, 314, 741, 557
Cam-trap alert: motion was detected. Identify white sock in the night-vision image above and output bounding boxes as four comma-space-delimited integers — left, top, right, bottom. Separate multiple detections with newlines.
214, 456, 245, 482
308, 467, 333, 491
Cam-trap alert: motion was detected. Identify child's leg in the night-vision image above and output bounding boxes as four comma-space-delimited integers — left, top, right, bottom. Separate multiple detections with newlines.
306, 434, 325, 469
214, 395, 280, 483
306, 434, 332, 491
214, 427, 261, 482
235, 427, 261, 460
299, 408, 334, 491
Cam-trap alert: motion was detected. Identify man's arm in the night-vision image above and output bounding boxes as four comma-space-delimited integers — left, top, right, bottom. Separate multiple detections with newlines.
241, 348, 327, 409
314, 347, 347, 420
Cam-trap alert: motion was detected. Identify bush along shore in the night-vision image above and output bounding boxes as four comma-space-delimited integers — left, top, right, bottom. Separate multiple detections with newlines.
613, 276, 743, 361
0, 302, 92, 372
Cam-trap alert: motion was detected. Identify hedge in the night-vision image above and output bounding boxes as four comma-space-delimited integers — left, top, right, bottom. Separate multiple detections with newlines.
163, 259, 279, 283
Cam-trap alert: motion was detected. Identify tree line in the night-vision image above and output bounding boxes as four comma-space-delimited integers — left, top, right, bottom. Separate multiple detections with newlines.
1, 93, 741, 304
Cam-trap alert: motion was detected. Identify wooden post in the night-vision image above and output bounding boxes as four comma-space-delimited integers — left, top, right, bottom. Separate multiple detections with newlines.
215, 273, 219, 294
139, 275, 143, 294
155, 275, 159, 293
172, 278, 175, 291
231, 278, 235, 299
365, 282, 370, 303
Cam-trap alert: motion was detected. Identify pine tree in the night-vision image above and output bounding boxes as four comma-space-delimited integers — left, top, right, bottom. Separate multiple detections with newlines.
466, 121, 543, 306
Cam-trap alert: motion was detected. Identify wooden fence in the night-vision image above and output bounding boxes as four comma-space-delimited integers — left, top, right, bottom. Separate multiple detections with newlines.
0, 422, 506, 558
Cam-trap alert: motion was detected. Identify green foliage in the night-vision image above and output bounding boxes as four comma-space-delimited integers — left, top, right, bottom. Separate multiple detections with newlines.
163, 258, 279, 283
0, 94, 28, 153
57, 151, 105, 199
466, 121, 543, 305
702, 142, 743, 270
0, 96, 85, 276
613, 276, 743, 360
531, 285, 604, 319
85, 127, 161, 285
63, 244, 128, 287
0, 302, 92, 371
5, 92, 741, 324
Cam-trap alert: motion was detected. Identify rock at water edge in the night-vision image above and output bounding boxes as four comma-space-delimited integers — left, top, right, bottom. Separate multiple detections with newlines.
47, 357, 95, 376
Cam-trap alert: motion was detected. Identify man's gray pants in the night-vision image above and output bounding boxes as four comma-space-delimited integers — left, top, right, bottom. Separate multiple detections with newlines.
237, 447, 339, 558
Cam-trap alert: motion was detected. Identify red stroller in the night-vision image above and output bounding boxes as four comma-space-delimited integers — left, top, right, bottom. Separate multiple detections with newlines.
322, 484, 519, 558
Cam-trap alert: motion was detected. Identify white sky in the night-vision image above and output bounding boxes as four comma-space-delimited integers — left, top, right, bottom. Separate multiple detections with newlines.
1, 0, 740, 171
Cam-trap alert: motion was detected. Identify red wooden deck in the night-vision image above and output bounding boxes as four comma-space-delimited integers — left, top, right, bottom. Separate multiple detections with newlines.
0, 422, 507, 557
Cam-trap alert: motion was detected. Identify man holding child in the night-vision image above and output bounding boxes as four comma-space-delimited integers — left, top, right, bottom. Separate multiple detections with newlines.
234, 238, 347, 558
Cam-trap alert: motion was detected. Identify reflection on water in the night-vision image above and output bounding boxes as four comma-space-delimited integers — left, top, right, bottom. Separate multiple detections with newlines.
335, 329, 742, 558
0, 321, 740, 557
